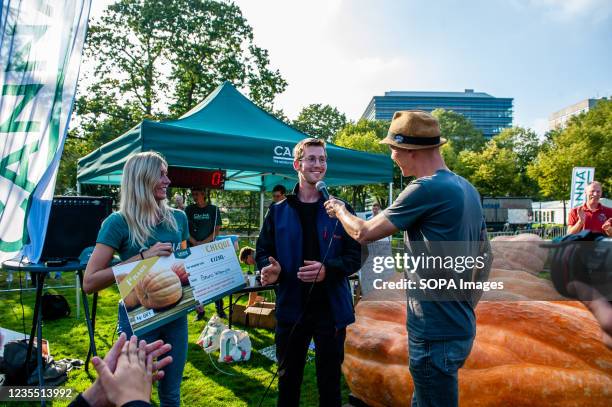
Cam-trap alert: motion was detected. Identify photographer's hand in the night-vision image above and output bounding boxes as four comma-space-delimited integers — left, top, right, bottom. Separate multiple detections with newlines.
569, 281, 612, 349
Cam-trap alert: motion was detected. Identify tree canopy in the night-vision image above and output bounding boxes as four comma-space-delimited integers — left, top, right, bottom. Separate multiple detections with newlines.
57, 0, 287, 193
432, 108, 486, 152
292, 103, 347, 142
333, 119, 397, 208
528, 99, 612, 199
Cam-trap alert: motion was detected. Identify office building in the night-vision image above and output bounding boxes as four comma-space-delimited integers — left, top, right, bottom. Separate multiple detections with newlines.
361, 89, 513, 138
548, 98, 606, 130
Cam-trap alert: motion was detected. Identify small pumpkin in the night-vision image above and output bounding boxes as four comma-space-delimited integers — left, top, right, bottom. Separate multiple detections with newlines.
135, 268, 182, 310
116, 274, 140, 310
171, 262, 189, 286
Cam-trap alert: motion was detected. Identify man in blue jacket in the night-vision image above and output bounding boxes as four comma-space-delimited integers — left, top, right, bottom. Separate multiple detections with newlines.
256, 137, 361, 407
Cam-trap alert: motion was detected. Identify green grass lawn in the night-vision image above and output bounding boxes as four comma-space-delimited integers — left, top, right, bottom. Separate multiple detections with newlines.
0, 271, 350, 406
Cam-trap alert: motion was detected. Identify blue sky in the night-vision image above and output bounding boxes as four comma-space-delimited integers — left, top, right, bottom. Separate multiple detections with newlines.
91, 0, 612, 135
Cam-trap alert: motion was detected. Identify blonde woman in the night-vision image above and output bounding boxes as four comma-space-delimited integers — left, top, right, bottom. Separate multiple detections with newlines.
84, 151, 188, 407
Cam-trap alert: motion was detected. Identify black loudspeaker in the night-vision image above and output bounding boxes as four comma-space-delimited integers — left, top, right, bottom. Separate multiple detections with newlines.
40, 196, 113, 261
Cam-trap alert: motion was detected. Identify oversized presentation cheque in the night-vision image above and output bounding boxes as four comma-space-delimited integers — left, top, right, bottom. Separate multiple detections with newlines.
113, 238, 245, 335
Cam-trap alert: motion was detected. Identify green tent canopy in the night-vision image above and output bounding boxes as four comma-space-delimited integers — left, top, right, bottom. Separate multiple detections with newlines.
77, 81, 392, 192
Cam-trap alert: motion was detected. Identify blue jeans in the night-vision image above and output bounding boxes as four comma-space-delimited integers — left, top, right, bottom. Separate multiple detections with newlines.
408, 335, 474, 407
118, 306, 188, 407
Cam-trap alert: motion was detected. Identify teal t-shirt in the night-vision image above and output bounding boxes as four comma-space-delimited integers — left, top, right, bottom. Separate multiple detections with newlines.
96, 209, 189, 261
383, 169, 485, 340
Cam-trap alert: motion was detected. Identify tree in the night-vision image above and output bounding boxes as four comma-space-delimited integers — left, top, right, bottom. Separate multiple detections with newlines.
493, 127, 541, 170
333, 119, 397, 209
491, 126, 542, 196
81, 0, 286, 118
82, 0, 170, 118
431, 108, 486, 152
528, 99, 612, 199
440, 140, 459, 172
292, 104, 347, 142
57, 0, 287, 194
457, 142, 521, 196
164, 0, 286, 115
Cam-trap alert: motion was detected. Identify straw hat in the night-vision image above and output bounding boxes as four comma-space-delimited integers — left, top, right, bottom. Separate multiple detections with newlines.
380, 110, 447, 150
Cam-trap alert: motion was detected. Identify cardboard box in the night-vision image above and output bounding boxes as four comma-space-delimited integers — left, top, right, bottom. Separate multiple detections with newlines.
230, 303, 248, 326
244, 301, 276, 330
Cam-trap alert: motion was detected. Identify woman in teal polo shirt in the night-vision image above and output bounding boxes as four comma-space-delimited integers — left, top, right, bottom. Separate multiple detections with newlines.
84, 151, 188, 407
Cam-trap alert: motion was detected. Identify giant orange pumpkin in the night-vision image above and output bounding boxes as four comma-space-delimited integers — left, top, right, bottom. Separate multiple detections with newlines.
135, 268, 182, 310
490, 233, 548, 275
345, 236, 612, 406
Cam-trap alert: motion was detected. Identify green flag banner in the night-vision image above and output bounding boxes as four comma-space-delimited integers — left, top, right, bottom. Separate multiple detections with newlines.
0, 0, 91, 263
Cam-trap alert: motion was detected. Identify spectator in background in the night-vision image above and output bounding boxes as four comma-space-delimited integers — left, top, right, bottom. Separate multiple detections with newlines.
271, 184, 287, 203
239, 246, 256, 272
173, 193, 185, 211
366, 202, 382, 219
185, 187, 226, 320
239, 246, 263, 306
568, 181, 612, 236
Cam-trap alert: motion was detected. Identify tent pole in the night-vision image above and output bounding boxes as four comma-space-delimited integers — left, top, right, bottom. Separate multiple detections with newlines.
260, 187, 265, 230
77, 182, 81, 195
388, 182, 393, 206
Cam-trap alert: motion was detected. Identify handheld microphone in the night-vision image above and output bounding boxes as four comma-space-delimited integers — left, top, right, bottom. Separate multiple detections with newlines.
315, 181, 330, 200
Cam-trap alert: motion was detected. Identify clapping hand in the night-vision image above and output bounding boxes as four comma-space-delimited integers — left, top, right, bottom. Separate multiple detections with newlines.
577, 208, 586, 224
602, 218, 612, 237
82, 333, 173, 407
93, 335, 154, 406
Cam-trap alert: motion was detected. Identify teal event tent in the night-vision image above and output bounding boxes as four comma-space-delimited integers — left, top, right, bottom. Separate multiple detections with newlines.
77, 82, 393, 223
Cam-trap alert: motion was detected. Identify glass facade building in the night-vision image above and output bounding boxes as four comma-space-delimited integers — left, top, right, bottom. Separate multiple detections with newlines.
361, 89, 513, 138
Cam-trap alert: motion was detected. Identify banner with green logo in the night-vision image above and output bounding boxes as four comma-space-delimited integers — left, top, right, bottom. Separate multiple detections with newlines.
0, 0, 91, 263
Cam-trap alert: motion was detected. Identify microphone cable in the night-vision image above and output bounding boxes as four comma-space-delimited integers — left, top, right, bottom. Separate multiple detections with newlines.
256, 220, 339, 407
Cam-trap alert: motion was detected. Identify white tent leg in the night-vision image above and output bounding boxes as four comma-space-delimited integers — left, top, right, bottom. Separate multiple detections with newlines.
388, 182, 393, 206
260, 189, 265, 229
77, 182, 81, 195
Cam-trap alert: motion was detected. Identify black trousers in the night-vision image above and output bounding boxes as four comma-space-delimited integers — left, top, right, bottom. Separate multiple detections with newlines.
275, 311, 346, 407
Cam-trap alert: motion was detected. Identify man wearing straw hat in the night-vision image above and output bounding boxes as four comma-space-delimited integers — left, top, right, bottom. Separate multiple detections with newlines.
325, 110, 489, 407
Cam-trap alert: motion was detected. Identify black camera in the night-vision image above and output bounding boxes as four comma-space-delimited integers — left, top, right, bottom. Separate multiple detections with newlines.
546, 231, 612, 300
